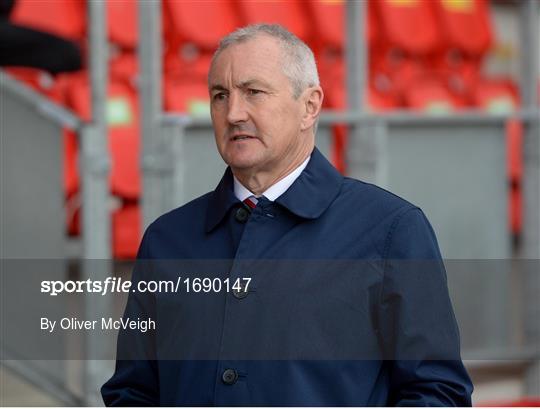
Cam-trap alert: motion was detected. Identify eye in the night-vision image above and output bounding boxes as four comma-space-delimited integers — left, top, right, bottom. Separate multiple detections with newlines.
247, 88, 263, 96
212, 92, 228, 101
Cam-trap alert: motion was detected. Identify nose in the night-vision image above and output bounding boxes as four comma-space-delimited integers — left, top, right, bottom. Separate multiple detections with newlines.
226, 92, 249, 124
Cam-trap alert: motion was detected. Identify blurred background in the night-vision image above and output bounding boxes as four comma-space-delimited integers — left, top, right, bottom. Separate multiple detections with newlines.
1, 0, 539, 406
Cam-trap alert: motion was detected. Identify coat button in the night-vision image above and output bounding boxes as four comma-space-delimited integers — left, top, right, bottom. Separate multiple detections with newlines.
235, 207, 249, 223
222, 368, 238, 385
232, 285, 248, 299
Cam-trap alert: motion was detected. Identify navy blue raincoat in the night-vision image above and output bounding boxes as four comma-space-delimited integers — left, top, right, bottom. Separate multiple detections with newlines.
102, 148, 473, 406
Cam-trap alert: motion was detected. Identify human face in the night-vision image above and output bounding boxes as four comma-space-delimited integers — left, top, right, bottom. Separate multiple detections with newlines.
208, 36, 313, 176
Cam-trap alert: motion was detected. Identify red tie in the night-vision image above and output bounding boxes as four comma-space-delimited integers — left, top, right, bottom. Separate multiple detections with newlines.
243, 196, 258, 209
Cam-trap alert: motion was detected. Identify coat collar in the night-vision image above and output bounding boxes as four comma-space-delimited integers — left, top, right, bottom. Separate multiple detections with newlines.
204, 147, 343, 233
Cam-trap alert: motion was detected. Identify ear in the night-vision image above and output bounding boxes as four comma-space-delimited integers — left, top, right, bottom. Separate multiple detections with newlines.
300, 86, 324, 131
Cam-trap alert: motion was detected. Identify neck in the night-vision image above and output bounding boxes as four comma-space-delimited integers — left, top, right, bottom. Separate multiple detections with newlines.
233, 145, 312, 196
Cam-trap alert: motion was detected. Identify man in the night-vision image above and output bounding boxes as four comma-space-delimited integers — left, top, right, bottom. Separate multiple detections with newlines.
102, 24, 473, 406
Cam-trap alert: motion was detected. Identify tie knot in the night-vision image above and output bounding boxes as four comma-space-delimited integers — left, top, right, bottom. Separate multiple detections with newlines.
243, 195, 271, 209
243, 196, 258, 209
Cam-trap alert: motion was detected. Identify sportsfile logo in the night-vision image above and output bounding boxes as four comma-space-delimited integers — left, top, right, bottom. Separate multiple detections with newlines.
40, 277, 252, 296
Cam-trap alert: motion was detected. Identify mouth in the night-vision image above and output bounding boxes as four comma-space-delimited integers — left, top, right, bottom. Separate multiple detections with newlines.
230, 135, 256, 141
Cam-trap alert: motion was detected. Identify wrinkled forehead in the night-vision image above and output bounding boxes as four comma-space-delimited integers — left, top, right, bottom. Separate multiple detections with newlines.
208, 36, 289, 88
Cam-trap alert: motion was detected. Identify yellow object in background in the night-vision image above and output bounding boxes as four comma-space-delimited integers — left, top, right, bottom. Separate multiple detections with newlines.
441, 0, 474, 13
425, 101, 454, 115
386, 0, 419, 7
188, 99, 211, 117
107, 97, 133, 126
486, 97, 516, 115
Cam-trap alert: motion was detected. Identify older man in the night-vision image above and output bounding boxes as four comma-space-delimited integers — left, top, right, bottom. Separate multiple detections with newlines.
102, 24, 473, 406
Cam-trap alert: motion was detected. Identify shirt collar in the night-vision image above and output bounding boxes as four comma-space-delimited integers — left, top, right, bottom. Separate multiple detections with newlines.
233, 156, 310, 202
205, 147, 343, 233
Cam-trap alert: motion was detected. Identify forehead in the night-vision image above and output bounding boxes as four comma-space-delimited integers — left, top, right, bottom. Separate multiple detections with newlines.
209, 35, 289, 88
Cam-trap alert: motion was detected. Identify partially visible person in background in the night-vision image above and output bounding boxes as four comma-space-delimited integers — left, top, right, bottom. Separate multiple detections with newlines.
0, 0, 81, 74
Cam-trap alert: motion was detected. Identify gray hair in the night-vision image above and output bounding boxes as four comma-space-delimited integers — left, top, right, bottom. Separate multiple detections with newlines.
210, 23, 320, 99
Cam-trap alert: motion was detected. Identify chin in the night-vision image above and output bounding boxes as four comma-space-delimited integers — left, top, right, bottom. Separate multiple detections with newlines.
227, 159, 260, 170
223, 151, 265, 170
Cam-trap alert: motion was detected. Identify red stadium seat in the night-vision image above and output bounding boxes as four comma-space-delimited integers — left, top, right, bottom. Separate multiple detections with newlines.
431, 0, 492, 57
306, 0, 344, 51
369, 0, 443, 101
234, 0, 309, 41
107, 0, 138, 50
65, 76, 141, 200
164, 0, 239, 50
163, 0, 240, 79
109, 52, 138, 86
10, 0, 85, 41
112, 203, 141, 259
437, 54, 482, 103
370, 50, 426, 100
372, 0, 441, 54
430, 0, 493, 100
403, 78, 461, 113
324, 70, 399, 112
107, 1, 138, 88
164, 75, 210, 115
471, 79, 518, 113
164, 52, 213, 84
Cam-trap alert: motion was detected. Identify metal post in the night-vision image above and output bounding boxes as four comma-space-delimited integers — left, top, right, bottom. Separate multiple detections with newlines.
82, 0, 111, 404
81, 1, 111, 259
345, 0, 367, 112
139, 0, 168, 229
519, 0, 539, 113
519, 0, 540, 396
345, 0, 370, 180
83, 0, 110, 259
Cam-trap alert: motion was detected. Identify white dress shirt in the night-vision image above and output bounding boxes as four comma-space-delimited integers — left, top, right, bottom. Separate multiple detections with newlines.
233, 156, 311, 202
